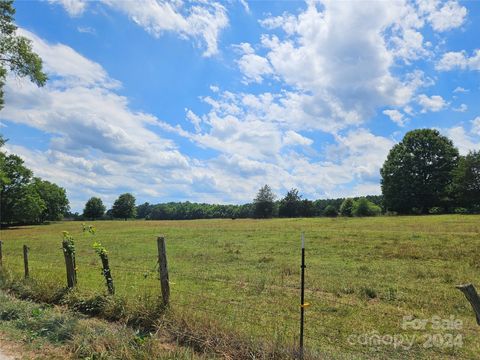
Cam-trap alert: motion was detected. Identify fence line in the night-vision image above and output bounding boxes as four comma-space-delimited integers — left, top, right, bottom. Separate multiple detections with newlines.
0, 234, 466, 359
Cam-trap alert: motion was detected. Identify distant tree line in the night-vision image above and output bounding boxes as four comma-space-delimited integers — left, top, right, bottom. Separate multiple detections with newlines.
0, 137, 69, 225
73, 190, 384, 221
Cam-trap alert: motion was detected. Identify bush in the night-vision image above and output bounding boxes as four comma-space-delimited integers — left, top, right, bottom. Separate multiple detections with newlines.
339, 198, 354, 217
323, 205, 338, 217
352, 198, 381, 217
453, 207, 468, 214
428, 207, 444, 215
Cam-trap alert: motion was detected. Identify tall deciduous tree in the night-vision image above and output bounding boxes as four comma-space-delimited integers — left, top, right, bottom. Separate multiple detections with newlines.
381, 129, 459, 214
1, 138, 69, 224
83, 197, 106, 220
33, 178, 69, 221
0, 151, 32, 223
0, 0, 47, 110
253, 184, 276, 218
111, 193, 136, 220
451, 151, 480, 211
11, 183, 45, 224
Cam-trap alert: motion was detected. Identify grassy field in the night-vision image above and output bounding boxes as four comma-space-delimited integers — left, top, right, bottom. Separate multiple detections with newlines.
1, 215, 480, 359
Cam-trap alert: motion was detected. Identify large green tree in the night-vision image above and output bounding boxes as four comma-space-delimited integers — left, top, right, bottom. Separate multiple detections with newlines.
0, 151, 32, 223
451, 151, 480, 211
1, 138, 68, 224
111, 193, 136, 220
0, 0, 47, 110
380, 129, 459, 214
83, 197, 106, 220
253, 184, 276, 218
11, 183, 45, 224
33, 178, 69, 221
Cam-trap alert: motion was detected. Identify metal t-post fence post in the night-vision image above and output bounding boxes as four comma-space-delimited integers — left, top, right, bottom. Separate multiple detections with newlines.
299, 233, 306, 359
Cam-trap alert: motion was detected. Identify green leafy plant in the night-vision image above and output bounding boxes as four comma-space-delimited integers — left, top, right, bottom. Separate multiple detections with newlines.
62, 231, 75, 255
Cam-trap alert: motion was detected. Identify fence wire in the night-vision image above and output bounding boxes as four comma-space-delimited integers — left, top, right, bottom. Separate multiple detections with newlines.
0, 236, 464, 358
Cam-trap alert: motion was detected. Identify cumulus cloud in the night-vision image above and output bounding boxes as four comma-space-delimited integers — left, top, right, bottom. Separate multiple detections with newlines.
436, 49, 480, 71
235, 43, 273, 83
471, 117, 480, 136
233, 1, 447, 133
417, 94, 447, 112
445, 126, 480, 155
383, 109, 407, 127
424, 0, 467, 31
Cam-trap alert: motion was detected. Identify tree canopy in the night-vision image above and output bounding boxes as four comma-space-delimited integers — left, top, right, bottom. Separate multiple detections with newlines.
112, 193, 136, 220
279, 188, 301, 217
451, 151, 480, 211
253, 184, 276, 218
83, 197, 106, 220
0, 0, 47, 110
381, 129, 459, 214
0, 138, 69, 224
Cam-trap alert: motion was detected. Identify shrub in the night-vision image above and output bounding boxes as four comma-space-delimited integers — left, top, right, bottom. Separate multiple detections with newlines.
453, 207, 468, 214
352, 198, 381, 217
428, 207, 444, 214
323, 205, 338, 217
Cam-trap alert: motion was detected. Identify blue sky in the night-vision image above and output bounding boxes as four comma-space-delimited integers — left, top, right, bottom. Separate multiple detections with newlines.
1, 0, 479, 212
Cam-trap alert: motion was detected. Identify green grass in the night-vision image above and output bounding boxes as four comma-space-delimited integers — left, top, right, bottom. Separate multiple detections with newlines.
1, 215, 480, 359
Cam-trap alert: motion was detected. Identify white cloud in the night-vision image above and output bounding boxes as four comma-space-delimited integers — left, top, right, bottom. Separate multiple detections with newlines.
417, 94, 447, 112
103, 0, 228, 57
50, 0, 229, 57
234, 1, 441, 133
239, 0, 250, 14
383, 109, 407, 127
235, 43, 273, 83
282, 131, 313, 147
445, 126, 480, 155
452, 103, 467, 112
18, 29, 119, 89
471, 117, 480, 136
436, 49, 480, 71
48, 0, 87, 16
185, 109, 202, 132
453, 86, 469, 93
77, 26, 96, 35
425, 0, 467, 31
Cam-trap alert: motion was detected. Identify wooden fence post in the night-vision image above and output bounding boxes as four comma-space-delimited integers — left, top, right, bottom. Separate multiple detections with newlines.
62, 241, 77, 288
456, 284, 480, 325
100, 253, 114, 295
157, 236, 170, 306
23, 245, 29, 278
0, 240, 3, 267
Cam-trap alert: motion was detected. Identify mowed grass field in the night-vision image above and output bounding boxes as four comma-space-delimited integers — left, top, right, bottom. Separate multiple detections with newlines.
1, 215, 480, 359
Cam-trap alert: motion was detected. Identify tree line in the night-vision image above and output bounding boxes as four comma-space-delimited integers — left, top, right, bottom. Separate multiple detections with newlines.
74, 192, 384, 221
